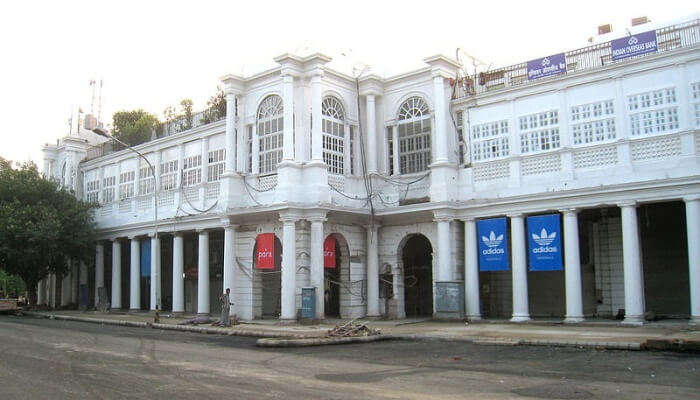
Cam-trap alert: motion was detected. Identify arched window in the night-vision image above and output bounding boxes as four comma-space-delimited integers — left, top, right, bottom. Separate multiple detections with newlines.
397, 96, 431, 174
322, 96, 345, 174
257, 95, 284, 174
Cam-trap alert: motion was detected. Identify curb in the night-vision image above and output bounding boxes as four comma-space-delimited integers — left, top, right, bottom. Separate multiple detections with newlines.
256, 334, 397, 347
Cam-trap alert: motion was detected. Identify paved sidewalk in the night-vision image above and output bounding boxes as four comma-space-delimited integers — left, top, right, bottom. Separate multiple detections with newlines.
23, 310, 700, 351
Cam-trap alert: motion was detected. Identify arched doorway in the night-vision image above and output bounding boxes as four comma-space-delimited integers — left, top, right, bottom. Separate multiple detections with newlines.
401, 234, 433, 317
252, 235, 282, 319
324, 235, 341, 317
324, 233, 352, 318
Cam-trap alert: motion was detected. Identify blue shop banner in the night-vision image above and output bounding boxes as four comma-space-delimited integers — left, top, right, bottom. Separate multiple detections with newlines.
477, 217, 509, 271
140, 240, 151, 277
611, 30, 657, 61
527, 214, 563, 271
527, 53, 566, 80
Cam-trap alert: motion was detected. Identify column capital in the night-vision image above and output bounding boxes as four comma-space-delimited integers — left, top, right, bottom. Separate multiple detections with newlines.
559, 207, 579, 215
172, 231, 184, 238
460, 216, 476, 223
308, 68, 324, 80
506, 212, 524, 218
433, 209, 455, 222
617, 200, 637, 208
148, 232, 160, 239
196, 228, 210, 234
279, 209, 302, 223
220, 216, 239, 229
683, 194, 700, 203
306, 213, 327, 223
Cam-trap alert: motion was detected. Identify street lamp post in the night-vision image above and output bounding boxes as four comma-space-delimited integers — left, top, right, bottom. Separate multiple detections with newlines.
92, 127, 160, 310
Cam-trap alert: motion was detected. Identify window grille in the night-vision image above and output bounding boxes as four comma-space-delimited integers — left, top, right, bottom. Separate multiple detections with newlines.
102, 176, 116, 203
182, 155, 202, 187
471, 120, 510, 161
628, 88, 678, 136
207, 149, 225, 182
692, 82, 700, 127
160, 160, 178, 191
349, 126, 355, 175
518, 110, 560, 154
570, 100, 616, 145
397, 96, 431, 174
118, 171, 135, 200
86, 179, 99, 203
386, 126, 394, 175
455, 110, 466, 164
257, 95, 284, 174
322, 96, 345, 175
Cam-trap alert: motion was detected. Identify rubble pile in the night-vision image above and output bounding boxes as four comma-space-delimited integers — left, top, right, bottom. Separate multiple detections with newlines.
328, 319, 381, 337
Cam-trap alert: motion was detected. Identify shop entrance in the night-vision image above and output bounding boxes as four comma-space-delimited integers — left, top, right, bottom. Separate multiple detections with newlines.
324, 236, 341, 318
253, 235, 282, 318
401, 234, 433, 317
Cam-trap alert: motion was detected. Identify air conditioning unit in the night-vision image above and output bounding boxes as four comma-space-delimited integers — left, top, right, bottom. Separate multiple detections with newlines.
83, 114, 98, 130
631, 16, 650, 26
598, 24, 612, 35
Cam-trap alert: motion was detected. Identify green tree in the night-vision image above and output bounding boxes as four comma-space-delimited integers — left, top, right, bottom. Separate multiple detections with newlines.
112, 110, 160, 147
0, 158, 96, 304
179, 98, 194, 131
200, 87, 227, 124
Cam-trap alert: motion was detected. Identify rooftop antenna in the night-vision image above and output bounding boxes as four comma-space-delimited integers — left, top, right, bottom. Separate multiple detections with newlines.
89, 79, 96, 115
97, 78, 103, 126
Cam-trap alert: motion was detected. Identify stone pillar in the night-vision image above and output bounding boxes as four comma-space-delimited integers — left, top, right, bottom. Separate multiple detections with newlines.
311, 73, 323, 162
197, 230, 210, 316
37, 280, 45, 305
172, 233, 185, 315
49, 273, 56, 308
365, 94, 377, 173
562, 209, 584, 323
223, 222, 237, 317
309, 215, 326, 319
71, 262, 78, 305
280, 214, 298, 321
129, 237, 141, 311
282, 73, 295, 161
150, 234, 161, 311
463, 217, 481, 320
619, 201, 645, 324
435, 214, 453, 281
432, 74, 448, 164
684, 196, 700, 324
111, 240, 122, 310
95, 244, 104, 307
509, 214, 530, 322
366, 223, 380, 317
224, 90, 237, 173
391, 124, 400, 175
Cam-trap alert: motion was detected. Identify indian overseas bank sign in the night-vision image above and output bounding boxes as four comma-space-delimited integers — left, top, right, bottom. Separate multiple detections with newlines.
477, 217, 509, 271
611, 30, 657, 61
527, 214, 563, 271
527, 53, 566, 80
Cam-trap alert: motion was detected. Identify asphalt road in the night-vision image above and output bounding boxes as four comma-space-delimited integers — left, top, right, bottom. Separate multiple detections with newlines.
0, 315, 698, 400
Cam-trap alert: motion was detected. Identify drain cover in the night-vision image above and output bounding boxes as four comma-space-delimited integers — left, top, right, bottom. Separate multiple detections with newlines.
512, 384, 594, 399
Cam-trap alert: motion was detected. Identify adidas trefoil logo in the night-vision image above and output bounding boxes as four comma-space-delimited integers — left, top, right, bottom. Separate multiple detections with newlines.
532, 228, 556, 246
482, 231, 504, 248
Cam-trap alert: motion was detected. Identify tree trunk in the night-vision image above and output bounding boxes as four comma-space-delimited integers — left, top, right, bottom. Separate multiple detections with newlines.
26, 280, 37, 306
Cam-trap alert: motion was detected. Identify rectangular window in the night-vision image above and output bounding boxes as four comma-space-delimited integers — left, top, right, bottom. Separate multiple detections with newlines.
86, 180, 99, 203
349, 126, 355, 175
570, 100, 616, 145
386, 126, 394, 175
322, 118, 344, 175
628, 87, 679, 136
471, 119, 509, 161
118, 171, 135, 200
138, 165, 154, 195
160, 160, 178, 191
102, 176, 116, 203
258, 116, 283, 175
692, 82, 700, 128
207, 149, 225, 182
518, 110, 560, 154
247, 125, 253, 173
398, 118, 431, 174
455, 110, 465, 164
182, 155, 202, 187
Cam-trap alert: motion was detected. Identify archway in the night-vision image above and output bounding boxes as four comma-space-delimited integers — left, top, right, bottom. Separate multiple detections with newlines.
400, 234, 433, 317
324, 233, 351, 318
252, 235, 282, 319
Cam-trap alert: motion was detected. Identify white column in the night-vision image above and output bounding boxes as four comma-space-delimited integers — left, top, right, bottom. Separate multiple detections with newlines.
251, 123, 259, 174
311, 73, 323, 162
619, 201, 645, 324
37, 280, 45, 305
365, 94, 377, 174
463, 218, 481, 320
509, 214, 530, 322
60, 272, 70, 307
562, 209, 584, 323
392, 124, 400, 175
71, 262, 78, 304
435, 216, 453, 281
684, 196, 700, 324
282, 74, 295, 161
280, 216, 297, 320
309, 216, 326, 319
150, 234, 161, 311
172, 233, 185, 315
49, 273, 56, 308
111, 240, 122, 310
95, 244, 104, 307
223, 223, 237, 317
197, 230, 210, 316
224, 90, 237, 173
79, 262, 87, 307
432, 74, 448, 164
366, 223, 380, 317
129, 237, 140, 311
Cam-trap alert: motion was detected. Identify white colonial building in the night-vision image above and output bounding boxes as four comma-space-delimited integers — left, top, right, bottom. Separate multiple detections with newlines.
39, 18, 700, 324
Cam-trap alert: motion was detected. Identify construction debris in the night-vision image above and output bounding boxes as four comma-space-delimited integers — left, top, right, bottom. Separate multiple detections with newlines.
328, 319, 381, 337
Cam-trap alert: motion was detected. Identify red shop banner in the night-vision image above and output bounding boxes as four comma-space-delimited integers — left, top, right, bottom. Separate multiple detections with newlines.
256, 233, 275, 269
324, 236, 336, 269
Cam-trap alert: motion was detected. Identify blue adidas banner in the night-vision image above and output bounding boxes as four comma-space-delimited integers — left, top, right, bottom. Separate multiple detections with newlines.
477, 217, 509, 271
527, 214, 563, 271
